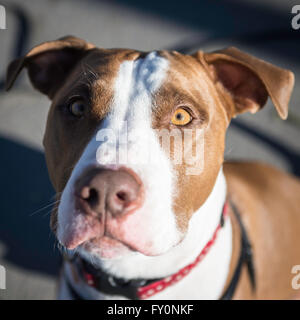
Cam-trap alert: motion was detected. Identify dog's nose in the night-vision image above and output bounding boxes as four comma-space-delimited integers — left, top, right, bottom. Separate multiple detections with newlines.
75, 168, 143, 218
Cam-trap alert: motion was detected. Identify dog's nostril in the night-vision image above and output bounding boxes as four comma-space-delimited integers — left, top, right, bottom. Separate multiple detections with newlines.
116, 191, 128, 202
82, 187, 99, 207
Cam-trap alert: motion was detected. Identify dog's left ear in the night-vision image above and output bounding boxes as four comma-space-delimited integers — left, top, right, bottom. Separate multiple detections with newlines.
194, 47, 294, 119
5, 35, 95, 99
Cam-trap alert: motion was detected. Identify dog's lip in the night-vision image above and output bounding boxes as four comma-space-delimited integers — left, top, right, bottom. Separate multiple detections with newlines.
83, 234, 137, 252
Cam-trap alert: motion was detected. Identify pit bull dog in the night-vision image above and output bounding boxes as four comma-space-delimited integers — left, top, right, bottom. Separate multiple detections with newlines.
5, 36, 300, 299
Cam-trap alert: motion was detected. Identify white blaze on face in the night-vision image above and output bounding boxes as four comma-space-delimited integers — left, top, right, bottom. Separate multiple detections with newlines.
57, 52, 182, 257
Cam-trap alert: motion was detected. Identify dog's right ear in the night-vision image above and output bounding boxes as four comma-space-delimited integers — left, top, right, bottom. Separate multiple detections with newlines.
6, 35, 95, 99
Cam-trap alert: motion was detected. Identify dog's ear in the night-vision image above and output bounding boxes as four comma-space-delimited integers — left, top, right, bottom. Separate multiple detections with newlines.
194, 47, 294, 120
6, 35, 95, 99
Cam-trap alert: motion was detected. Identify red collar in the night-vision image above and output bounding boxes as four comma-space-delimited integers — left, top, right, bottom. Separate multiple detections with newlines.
71, 202, 229, 299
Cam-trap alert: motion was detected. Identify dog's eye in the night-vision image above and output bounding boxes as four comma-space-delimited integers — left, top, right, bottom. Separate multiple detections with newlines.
68, 99, 86, 117
171, 108, 192, 126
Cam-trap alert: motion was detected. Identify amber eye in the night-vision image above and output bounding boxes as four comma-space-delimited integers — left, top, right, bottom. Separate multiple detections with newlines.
171, 108, 192, 126
68, 99, 86, 117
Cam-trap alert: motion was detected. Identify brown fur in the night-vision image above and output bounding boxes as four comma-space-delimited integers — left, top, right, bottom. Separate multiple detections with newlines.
223, 162, 300, 299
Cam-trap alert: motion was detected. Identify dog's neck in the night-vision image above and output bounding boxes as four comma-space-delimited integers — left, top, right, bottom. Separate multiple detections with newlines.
66, 167, 233, 299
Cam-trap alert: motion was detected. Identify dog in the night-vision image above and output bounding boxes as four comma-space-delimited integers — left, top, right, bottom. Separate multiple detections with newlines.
5, 36, 300, 300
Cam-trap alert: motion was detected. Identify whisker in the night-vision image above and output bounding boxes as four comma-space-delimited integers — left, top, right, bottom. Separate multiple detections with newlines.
42, 207, 57, 218
29, 199, 61, 217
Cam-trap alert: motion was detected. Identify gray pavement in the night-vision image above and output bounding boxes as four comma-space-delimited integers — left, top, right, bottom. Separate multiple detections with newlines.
0, 0, 299, 299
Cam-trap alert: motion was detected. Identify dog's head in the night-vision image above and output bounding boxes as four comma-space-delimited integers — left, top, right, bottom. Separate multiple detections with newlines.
6, 36, 294, 260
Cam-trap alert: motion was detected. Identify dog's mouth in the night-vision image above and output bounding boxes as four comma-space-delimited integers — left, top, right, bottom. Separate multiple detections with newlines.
56, 203, 184, 259
59, 222, 183, 260
80, 235, 137, 259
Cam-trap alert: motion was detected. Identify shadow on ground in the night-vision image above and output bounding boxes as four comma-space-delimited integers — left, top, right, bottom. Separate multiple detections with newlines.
102, 0, 300, 61
231, 119, 300, 177
0, 136, 59, 276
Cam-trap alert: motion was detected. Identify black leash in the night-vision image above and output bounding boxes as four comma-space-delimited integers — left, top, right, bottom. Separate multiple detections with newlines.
220, 200, 256, 300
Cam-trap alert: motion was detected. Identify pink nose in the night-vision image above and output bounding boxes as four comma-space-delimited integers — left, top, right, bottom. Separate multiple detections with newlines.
75, 168, 143, 218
